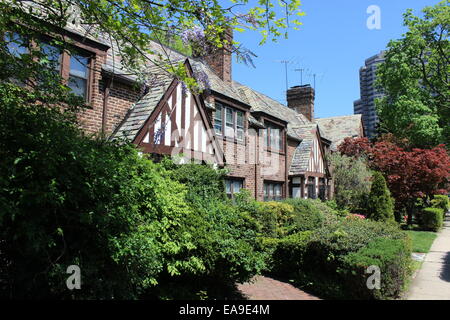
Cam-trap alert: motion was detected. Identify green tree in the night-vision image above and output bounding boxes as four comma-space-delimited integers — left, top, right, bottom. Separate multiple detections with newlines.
328, 153, 372, 213
1, 0, 304, 95
376, 1, 449, 147
366, 172, 395, 222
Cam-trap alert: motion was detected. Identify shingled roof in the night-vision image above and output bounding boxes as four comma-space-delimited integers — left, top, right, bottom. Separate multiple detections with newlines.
106, 41, 329, 178
112, 69, 174, 141
315, 115, 364, 151
289, 123, 318, 175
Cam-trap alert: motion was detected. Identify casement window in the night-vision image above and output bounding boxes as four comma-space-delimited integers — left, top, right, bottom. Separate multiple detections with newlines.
214, 103, 223, 135
318, 178, 326, 201
225, 178, 244, 199
225, 107, 234, 138
264, 122, 284, 152
214, 102, 245, 141
306, 177, 316, 199
264, 182, 283, 201
291, 177, 303, 199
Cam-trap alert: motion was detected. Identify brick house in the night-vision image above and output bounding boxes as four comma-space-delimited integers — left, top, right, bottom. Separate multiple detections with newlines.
7, 16, 367, 202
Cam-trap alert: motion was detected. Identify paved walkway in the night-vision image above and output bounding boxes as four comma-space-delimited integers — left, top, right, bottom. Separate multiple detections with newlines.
237, 276, 320, 300
407, 212, 450, 300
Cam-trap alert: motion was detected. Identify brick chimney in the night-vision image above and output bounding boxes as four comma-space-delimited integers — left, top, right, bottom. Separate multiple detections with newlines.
287, 85, 315, 122
203, 29, 232, 82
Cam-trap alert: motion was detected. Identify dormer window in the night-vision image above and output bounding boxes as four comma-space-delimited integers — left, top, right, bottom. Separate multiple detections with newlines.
214, 102, 245, 142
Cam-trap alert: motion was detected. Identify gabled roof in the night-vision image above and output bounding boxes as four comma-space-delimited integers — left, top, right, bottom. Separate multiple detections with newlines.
289, 123, 318, 175
315, 114, 364, 151
234, 83, 311, 141
112, 69, 174, 141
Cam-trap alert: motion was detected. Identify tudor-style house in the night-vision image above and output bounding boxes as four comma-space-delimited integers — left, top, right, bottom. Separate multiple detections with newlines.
6, 14, 366, 202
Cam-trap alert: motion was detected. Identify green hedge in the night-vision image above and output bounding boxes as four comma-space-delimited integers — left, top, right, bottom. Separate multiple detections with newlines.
263, 217, 411, 300
419, 207, 444, 231
340, 237, 412, 300
431, 195, 449, 216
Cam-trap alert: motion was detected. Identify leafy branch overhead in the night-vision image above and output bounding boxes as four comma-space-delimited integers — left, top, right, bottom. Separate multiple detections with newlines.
1, 0, 304, 93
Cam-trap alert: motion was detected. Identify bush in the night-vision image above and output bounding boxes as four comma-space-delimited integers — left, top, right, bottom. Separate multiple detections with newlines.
283, 199, 328, 232
265, 231, 313, 276
340, 237, 412, 300
288, 218, 409, 299
419, 207, 444, 231
366, 172, 395, 222
431, 195, 449, 216
0, 84, 266, 299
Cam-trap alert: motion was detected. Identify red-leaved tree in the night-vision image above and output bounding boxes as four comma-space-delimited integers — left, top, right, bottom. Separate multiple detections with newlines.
338, 138, 450, 224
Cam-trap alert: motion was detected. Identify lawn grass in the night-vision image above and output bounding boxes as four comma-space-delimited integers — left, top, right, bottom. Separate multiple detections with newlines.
405, 230, 437, 253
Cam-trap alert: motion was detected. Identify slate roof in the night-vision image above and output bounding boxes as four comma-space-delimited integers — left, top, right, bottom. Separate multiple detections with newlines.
234, 83, 310, 141
112, 69, 174, 141
315, 115, 364, 151
105, 41, 328, 177
289, 123, 318, 175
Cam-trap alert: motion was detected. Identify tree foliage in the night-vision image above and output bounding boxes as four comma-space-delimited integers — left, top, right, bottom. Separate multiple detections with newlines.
339, 137, 450, 223
327, 153, 372, 213
1, 0, 304, 94
376, 1, 450, 147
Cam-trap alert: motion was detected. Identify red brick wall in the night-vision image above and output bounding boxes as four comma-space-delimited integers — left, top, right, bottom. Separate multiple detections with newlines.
213, 108, 289, 201
77, 53, 141, 135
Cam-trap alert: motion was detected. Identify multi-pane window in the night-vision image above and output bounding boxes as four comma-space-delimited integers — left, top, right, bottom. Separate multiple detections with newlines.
318, 178, 326, 201
264, 182, 283, 201
5, 34, 91, 101
307, 177, 316, 199
225, 107, 234, 138
225, 179, 244, 199
264, 122, 284, 152
214, 102, 245, 141
40, 42, 61, 77
68, 54, 90, 99
214, 103, 223, 135
236, 111, 244, 141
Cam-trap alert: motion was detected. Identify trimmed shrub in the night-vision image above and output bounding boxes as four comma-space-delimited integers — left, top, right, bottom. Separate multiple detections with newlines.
294, 218, 408, 299
283, 199, 327, 232
248, 202, 295, 238
366, 172, 395, 222
268, 231, 313, 276
340, 237, 412, 300
431, 195, 449, 216
419, 207, 444, 231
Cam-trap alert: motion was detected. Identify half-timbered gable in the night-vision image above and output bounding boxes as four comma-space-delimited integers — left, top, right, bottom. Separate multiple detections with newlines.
113, 61, 224, 165
307, 129, 327, 175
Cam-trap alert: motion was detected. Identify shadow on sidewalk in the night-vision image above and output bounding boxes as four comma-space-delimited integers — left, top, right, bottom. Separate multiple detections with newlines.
440, 251, 450, 282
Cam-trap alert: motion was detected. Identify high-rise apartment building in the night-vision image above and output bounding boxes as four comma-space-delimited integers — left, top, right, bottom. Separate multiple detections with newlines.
354, 51, 386, 138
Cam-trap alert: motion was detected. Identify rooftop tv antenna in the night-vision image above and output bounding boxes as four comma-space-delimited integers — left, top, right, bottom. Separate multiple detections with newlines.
275, 60, 291, 93
294, 68, 305, 85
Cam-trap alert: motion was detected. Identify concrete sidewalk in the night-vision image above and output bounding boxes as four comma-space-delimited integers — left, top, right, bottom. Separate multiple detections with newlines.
407, 212, 450, 300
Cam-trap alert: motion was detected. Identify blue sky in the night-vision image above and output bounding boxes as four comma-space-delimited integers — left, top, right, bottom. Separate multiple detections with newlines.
231, 0, 440, 118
